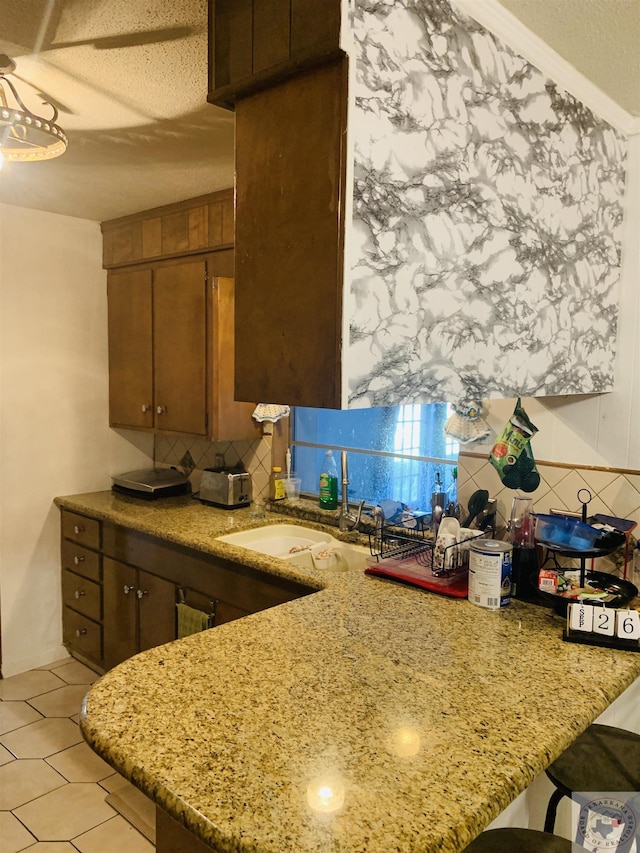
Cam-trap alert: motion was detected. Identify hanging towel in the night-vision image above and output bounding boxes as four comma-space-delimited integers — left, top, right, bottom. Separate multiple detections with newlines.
176, 603, 210, 639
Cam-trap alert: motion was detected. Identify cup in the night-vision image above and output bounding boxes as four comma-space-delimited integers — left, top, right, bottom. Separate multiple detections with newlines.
509, 496, 535, 548
284, 477, 301, 502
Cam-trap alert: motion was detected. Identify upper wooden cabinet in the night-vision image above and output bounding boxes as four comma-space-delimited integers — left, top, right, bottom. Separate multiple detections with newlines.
108, 257, 257, 440
103, 191, 258, 440
208, 0, 341, 109
234, 58, 347, 408
101, 190, 234, 269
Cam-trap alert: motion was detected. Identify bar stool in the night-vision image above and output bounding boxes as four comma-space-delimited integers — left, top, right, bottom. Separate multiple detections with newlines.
462, 828, 576, 851
544, 724, 640, 835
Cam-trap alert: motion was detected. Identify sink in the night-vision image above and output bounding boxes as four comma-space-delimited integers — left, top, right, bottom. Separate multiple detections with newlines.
217, 523, 370, 571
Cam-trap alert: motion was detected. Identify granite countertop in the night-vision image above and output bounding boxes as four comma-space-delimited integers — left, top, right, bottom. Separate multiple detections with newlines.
58, 492, 640, 853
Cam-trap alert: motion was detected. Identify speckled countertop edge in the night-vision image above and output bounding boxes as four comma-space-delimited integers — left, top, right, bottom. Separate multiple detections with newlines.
58, 492, 640, 853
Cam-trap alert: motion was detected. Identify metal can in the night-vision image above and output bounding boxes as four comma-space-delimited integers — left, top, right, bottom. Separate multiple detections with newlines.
468, 539, 512, 610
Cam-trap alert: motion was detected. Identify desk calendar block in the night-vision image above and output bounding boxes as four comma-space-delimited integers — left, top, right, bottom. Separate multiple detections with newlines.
565, 603, 640, 652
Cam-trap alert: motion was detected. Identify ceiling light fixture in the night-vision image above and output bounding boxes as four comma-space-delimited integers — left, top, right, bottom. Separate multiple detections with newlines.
0, 54, 68, 166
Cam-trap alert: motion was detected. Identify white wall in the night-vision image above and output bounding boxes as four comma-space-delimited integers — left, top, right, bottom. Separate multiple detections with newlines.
0, 203, 152, 678
480, 132, 640, 471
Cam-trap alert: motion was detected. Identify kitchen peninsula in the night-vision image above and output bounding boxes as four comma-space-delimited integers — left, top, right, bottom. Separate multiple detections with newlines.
59, 491, 640, 853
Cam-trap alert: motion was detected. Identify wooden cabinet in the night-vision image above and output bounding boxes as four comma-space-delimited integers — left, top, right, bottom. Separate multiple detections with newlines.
61, 509, 313, 674
208, 0, 341, 109
234, 58, 347, 408
103, 559, 177, 670
61, 512, 103, 671
101, 190, 234, 269
108, 257, 257, 439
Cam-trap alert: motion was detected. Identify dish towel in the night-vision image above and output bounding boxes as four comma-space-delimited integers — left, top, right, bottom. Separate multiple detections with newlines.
176, 603, 210, 639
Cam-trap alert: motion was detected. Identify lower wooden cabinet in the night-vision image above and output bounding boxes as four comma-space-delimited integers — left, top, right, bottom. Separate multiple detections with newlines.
156, 807, 215, 853
103, 560, 177, 670
60, 509, 313, 673
61, 513, 104, 671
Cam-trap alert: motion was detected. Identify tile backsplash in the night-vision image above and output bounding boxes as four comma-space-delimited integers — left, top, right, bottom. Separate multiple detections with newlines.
154, 434, 273, 502
458, 451, 640, 574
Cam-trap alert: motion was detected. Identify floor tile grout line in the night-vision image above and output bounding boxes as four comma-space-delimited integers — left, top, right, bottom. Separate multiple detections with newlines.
1, 660, 156, 851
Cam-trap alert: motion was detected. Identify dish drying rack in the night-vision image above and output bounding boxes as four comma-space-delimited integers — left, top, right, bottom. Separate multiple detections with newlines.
368, 523, 479, 575
369, 523, 431, 560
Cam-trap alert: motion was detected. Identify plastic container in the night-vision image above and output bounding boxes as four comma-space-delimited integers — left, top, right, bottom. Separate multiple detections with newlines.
319, 450, 338, 510
269, 466, 285, 501
311, 542, 339, 570
533, 514, 602, 551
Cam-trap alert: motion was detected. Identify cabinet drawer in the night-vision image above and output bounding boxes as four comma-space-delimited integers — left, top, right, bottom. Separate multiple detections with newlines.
62, 570, 101, 622
61, 540, 101, 582
63, 606, 102, 665
61, 511, 101, 550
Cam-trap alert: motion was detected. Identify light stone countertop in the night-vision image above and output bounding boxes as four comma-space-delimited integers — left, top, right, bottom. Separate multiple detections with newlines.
57, 491, 640, 853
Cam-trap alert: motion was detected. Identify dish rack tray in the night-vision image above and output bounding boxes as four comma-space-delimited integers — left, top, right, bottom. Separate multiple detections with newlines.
368, 523, 432, 562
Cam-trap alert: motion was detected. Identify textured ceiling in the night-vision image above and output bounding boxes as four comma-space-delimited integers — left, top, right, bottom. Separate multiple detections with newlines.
0, 0, 638, 223
0, 0, 234, 221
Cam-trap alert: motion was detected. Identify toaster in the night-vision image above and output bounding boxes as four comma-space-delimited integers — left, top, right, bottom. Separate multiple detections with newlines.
199, 469, 252, 508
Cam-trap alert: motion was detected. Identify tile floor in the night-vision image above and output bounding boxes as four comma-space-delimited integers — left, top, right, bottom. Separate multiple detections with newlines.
0, 657, 155, 853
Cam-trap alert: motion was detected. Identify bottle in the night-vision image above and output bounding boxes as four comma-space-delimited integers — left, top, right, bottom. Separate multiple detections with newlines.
319, 450, 338, 510
270, 466, 285, 501
508, 496, 538, 601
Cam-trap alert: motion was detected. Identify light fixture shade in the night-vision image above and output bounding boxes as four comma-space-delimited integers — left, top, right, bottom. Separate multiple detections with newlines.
0, 57, 68, 162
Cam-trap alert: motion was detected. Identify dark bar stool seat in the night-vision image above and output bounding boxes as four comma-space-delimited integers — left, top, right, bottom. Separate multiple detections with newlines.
544, 724, 640, 834
462, 828, 577, 852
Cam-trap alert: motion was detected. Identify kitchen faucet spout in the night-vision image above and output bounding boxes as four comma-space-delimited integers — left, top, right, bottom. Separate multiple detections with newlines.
338, 451, 364, 532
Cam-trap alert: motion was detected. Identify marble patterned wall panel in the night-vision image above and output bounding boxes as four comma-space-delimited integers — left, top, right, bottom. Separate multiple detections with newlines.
346, 0, 628, 408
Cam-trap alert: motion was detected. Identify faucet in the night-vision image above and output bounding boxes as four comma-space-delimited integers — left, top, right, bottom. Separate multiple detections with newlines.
338, 451, 364, 532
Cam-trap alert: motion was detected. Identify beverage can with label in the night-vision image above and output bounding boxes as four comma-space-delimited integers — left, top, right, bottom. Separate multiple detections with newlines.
468, 539, 512, 610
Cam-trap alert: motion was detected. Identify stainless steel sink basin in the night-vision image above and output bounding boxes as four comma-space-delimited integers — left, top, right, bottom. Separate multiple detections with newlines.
217, 523, 370, 571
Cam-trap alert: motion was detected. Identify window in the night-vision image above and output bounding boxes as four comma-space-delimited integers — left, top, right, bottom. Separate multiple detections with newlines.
291, 404, 458, 511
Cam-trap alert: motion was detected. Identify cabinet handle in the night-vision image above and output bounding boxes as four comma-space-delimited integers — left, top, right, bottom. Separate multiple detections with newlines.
73, 555, 85, 565
137, 589, 148, 599
156, 405, 166, 415
75, 628, 87, 638
74, 524, 84, 535
141, 403, 152, 412
123, 584, 134, 595
74, 589, 86, 599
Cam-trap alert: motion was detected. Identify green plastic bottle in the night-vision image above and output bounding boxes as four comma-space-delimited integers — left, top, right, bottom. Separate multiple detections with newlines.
319, 450, 338, 510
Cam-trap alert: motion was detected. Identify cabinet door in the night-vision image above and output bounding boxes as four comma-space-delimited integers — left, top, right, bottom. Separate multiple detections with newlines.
234, 58, 347, 407
153, 261, 208, 435
103, 558, 138, 670
210, 276, 260, 440
107, 269, 154, 428
137, 570, 177, 653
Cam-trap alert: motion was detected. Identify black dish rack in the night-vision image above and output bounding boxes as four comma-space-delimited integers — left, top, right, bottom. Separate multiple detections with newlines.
368, 522, 431, 561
